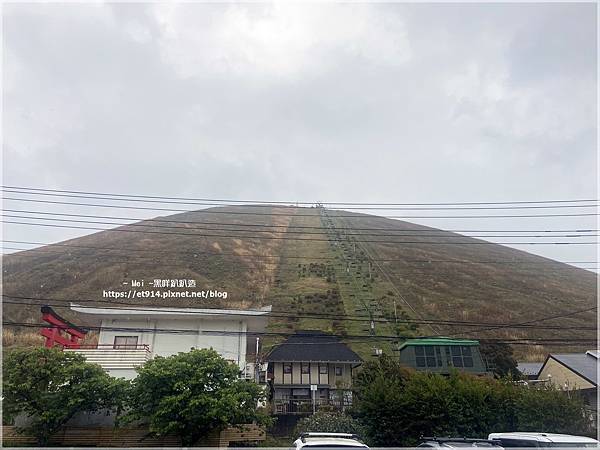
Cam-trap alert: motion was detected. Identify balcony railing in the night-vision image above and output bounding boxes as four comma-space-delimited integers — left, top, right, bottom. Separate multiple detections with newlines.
65, 345, 151, 369
272, 397, 352, 415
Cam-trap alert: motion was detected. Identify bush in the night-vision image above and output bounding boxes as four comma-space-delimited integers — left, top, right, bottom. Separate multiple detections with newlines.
352, 356, 592, 446
294, 411, 365, 438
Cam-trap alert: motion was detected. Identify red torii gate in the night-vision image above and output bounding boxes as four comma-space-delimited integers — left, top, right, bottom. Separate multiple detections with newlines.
40, 306, 87, 349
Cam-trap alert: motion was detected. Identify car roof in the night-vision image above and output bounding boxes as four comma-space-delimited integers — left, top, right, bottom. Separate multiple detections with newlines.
296, 438, 367, 447
488, 433, 599, 443
295, 434, 367, 447
301, 433, 360, 437
420, 439, 502, 448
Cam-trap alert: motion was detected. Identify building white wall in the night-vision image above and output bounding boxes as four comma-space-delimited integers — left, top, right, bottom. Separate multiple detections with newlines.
97, 317, 248, 372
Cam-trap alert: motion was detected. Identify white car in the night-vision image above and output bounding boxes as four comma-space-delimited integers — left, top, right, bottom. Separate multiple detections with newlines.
488, 432, 599, 448
292, 432, 369, 449
418, 437, 504, 448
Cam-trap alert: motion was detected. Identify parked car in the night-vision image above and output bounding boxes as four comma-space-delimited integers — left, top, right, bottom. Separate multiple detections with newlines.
488, 432, 599, 448
292, 432, 369, 449
418, 437, 504, 448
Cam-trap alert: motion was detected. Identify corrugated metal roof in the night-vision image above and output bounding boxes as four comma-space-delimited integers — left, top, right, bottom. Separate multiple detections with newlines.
398, 337, 479, 351
265, 331, 362, 363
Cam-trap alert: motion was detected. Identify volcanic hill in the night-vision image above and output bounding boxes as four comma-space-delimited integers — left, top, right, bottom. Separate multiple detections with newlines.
3, 206, 596, 358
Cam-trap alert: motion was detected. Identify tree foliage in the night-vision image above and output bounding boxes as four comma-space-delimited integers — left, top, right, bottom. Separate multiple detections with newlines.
121, 348, 271, 446
352, 355, 591, 446
3, 347, 128, 446
479, 341, 520, 378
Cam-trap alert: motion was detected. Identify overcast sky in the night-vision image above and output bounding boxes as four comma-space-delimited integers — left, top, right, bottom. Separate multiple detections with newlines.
2, 3, 597, 269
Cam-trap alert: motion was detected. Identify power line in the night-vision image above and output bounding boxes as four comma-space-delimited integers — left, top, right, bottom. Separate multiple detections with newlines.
5, 209, 598, 233
4, 322, 597, 346
4, 220, 597, 245
3, 189, 598, 211
3, 213, 598, 239
441, 305, 599, 338
4, 197, 599, 218
4, 250, 598, 275
4, 185, 597, 206
4, 247, 599, 270
3, 296, 596, 331
3, 240, 597, 267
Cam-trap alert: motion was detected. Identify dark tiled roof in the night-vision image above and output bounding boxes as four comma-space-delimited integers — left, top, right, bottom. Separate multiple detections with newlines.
517, 362, 543, 376
265, 331, 362, 363
549, 351, 599, 386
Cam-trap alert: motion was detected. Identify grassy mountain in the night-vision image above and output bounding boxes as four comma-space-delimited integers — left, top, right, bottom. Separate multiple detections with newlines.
3, 206, 596, 359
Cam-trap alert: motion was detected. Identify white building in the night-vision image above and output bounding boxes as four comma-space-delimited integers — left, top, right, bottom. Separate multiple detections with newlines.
66, 303, 271, 380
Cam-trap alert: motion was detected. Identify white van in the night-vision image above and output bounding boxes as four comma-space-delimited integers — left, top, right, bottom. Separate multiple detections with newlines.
488, 432, 598, 448
292, 433, 369, 449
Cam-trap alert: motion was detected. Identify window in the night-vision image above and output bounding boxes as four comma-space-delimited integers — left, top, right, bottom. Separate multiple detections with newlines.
283, 363, 292, 374
335, 366, 343, 376
319, 364, 328, 374
301, 363, 310, 374
113, 336, 138, 349
462, 346, 474, 367
449, 346, 474, 368
415, 346, 439, 368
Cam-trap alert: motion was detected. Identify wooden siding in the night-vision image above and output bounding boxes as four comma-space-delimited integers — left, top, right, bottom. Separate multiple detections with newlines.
272, 362, 352, 387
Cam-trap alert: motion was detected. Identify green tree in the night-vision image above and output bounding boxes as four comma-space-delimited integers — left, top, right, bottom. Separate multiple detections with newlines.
121, 348, 271, 446
3, 347, 128, 446
479, 341, 520, 378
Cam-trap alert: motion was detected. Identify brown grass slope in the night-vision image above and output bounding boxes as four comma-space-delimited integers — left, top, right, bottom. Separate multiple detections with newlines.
2, 206, 297, 326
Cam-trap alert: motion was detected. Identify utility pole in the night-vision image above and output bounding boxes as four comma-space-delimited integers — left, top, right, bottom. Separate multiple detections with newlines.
254, 337, 262, 382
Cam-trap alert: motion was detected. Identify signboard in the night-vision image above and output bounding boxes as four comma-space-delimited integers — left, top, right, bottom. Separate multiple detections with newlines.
310, 384, 317, 391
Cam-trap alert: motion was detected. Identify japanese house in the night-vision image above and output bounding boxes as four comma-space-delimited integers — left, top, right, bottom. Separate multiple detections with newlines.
537, 350, 598, 418
264, 331, 362, 415
398, 337, 488, 375
64, 303, 271, 380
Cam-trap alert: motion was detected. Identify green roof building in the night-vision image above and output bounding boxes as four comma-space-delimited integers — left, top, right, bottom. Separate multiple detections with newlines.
398, 338, 488, 375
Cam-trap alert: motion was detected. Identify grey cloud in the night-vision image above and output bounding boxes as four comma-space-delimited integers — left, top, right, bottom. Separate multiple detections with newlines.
2, 2, 596, 267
